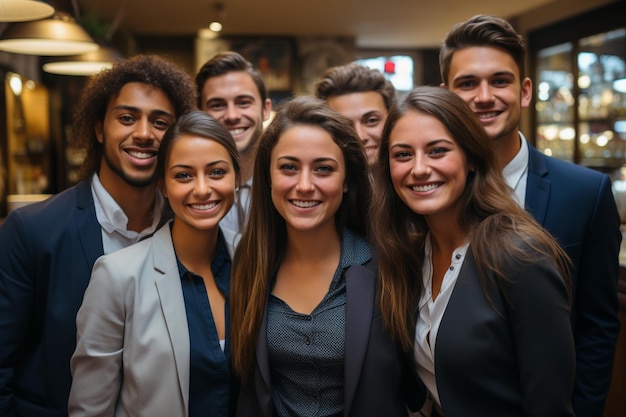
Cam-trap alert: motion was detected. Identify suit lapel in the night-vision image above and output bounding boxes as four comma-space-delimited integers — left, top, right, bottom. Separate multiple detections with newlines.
75, 180, 104, 270
344, 264, 375, 417
152, 224, 190, 414
525, 146, 550, 226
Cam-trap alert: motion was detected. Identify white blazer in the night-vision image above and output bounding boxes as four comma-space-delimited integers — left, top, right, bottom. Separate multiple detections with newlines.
69, 222, 237, 417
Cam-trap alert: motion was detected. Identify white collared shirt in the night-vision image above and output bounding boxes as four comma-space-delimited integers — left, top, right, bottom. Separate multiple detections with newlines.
414, 234, 470, 408
502, 132, 530, 207
90, 173, 164, 255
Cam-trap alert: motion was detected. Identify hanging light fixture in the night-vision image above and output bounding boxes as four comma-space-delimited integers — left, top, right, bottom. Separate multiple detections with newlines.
0, 12, 99, 55
0, 0, 54, 22
42, 45, 123, 76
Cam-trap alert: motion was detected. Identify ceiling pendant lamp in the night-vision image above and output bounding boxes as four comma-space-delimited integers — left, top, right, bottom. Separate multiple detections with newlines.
0, 12, 99, 55
43, 45, 123, 76
0, 0, 54, 22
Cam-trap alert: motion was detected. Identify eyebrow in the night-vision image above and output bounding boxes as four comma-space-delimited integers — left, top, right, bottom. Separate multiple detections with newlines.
453, 70, 516, 82
111, 105, 175, 118
277, 155, 339, 164
169, 160, 230, 170
390, 138, 455, 148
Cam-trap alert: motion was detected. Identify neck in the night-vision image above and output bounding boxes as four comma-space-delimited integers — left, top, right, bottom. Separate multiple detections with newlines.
427, 217, 468, 256
98, 174, 158, 233
239, 148, 256, 184
493, 130, 522, 170
284, 224, 341, 264
171, 220, 219, 269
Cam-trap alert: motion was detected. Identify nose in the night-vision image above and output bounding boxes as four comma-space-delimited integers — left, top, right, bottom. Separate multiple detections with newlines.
295, 170, 315, 192
354, 123, 368, 142
411, 154, 431, 177
194, 176, 211, 197
475, 81, 494, 104
223, 103, 241, 123
134, 118, 154, 142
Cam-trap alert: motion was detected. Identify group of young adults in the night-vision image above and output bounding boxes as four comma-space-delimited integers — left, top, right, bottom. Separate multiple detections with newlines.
0, 13, 620, 417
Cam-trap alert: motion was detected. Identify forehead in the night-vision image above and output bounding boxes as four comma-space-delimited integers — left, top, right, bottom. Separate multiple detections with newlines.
107, 82, 175, 113
448, 46, 521, 80
273, 124, 343, 156
201, 70, 262, 101
168, 134, 229, 161
326, 91, 387, 118
390, 111, 453, 142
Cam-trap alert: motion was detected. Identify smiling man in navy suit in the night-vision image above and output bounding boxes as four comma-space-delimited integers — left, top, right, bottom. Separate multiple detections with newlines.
0, 55, 196, 417
440, 15, 621, 417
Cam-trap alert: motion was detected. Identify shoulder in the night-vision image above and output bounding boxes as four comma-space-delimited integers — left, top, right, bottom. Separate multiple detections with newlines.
530, 146, 608, 186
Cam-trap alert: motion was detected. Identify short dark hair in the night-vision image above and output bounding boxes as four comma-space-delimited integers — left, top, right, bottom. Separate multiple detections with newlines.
73, 54, 196, 180
439, 14, 527, 85
195, 51, 268, 108
314, 63, 397, 110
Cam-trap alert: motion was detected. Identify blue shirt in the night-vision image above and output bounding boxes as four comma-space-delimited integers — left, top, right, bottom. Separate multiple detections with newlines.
177, 229, 232, 417
267, 230, 372, 417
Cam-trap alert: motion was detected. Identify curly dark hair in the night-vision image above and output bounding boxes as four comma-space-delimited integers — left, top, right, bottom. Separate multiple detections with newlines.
72, 54, 196, 180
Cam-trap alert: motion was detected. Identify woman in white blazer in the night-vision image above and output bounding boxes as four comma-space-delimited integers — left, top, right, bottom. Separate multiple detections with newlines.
69, 111, 241, 417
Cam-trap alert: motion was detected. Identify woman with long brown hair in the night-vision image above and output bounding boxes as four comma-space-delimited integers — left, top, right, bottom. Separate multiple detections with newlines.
230, 96, 422, 417
370, 86, 575, 417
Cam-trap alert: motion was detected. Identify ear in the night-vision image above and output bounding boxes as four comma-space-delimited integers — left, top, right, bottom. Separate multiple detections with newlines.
343, 182, 348, 193
520, 77, 532, 109
439, 82, 448, 89
262, 98, 273, 122
95, 120, 104, 144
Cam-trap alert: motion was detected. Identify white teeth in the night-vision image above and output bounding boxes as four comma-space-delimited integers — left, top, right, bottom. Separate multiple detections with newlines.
190, 202, 218, 210
291, 200, 320, 208
128, 151, 154, 159
411, 183, 440, 192
229, 128, 245, 135
477, 111, 499, 119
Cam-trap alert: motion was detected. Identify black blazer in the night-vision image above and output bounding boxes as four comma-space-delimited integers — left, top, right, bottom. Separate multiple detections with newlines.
525, 144, 621, 417
435, 248, 575, 417
236, 260, 424, 417
0, 180, 103, 417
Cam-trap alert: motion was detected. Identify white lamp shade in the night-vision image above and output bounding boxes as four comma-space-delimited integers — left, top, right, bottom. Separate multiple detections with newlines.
0, 0, 54, 22
0, 12, 98, 55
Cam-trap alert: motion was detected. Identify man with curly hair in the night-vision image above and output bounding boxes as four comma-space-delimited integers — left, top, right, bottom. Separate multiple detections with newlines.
0, 54, 196, 417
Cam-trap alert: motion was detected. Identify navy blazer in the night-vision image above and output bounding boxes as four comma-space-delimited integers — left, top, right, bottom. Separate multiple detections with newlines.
236, 260, 424, 417
525, 144, 621, 417
436, 249, 575, 417
0, 180, 103, 417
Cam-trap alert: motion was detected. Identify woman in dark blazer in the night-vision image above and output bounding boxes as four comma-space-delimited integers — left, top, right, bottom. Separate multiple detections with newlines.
370, 86, 575, 417
230, 96, 423, 417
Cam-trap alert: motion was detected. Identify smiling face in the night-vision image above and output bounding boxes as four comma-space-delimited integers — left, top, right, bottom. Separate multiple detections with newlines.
96, 82, 176, 190
270, 124, 347, 235
389, 110, 471, 227
446, 46, 532, 164
162, 134, 236, 232
326, 91, 388, 166
200, 71, 271, 157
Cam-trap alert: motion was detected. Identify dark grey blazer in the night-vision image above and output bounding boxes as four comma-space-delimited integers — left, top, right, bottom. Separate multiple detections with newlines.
236, 260, 424, 417
435, 248, 575, 417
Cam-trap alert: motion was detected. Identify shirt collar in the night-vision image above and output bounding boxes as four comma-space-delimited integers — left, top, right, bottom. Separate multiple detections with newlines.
91, 172, 164, 237
502, 132, 529, 192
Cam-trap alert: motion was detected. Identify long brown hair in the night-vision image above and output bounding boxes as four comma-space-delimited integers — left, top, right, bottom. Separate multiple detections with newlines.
370, 86, 571, 352
230, 96, 371, 380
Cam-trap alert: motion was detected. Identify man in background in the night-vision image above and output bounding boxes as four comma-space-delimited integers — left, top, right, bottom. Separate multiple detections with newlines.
315, 62, 396, 167
0, 54, 196, 417
441, 15, 621, 417
196, 51, 272, 233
